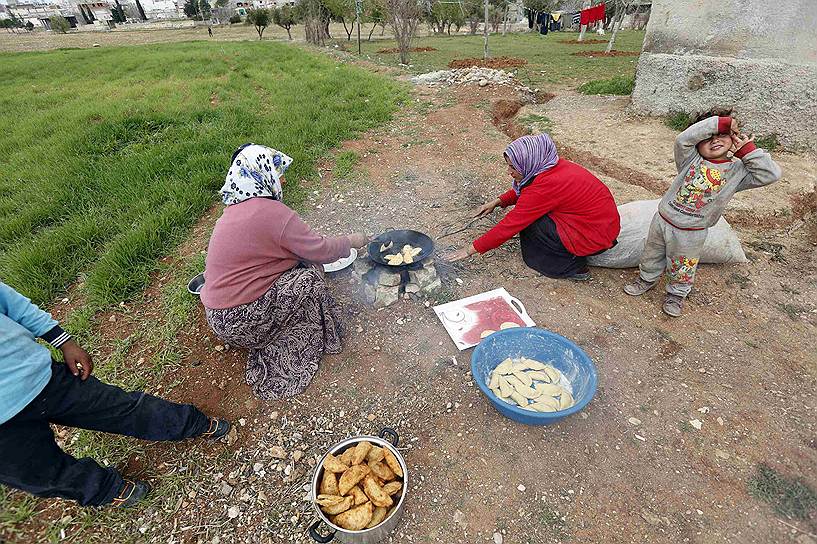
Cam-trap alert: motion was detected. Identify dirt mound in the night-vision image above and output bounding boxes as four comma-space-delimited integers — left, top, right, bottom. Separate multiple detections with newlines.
559, 38, 608, 44
377, 46, 438, 53
448, 56, 528, 69
572, 50, 640, 57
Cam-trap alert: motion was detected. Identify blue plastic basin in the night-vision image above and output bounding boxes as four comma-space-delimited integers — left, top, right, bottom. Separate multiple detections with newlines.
471, 327, 598, 425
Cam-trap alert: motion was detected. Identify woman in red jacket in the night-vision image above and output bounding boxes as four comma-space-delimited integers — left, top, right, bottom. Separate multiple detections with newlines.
446, 134, 620, 280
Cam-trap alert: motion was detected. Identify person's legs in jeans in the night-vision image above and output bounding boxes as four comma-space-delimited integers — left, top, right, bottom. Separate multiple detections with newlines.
0, 363, 212, 506
0, 409, 122, 506
45, 363, 210, 442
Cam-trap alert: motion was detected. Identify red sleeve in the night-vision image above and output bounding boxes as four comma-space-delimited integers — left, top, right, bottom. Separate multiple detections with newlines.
472, 192, 555, 253
498, 189, 518, 208
733, 141, 757, 159
717, 116, 732, 134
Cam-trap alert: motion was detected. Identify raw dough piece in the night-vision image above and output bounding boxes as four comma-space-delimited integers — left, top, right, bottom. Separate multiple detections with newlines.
500, 321, 520, 330
480, 329, 495, 339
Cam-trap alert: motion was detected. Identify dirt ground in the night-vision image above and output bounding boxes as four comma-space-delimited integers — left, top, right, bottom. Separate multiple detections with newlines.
4, 59, 817, 544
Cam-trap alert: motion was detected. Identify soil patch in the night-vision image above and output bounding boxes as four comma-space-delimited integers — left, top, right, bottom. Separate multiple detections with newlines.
377, 46, 438, 53
572, 50, 640, 57
448, 56, 528, 69
559, 38, 608, 44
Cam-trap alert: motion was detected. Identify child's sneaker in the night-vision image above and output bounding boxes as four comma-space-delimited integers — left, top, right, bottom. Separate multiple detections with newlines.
662, 294, 684, 317
111, 479, 151, 508
623, 277, 657, 296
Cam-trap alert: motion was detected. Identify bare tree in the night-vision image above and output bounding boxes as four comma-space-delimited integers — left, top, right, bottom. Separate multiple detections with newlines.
385, 0, 421, 65
605, 0, 636, 52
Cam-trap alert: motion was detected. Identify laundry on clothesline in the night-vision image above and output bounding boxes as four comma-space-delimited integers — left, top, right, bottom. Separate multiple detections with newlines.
579, 2, 605, 26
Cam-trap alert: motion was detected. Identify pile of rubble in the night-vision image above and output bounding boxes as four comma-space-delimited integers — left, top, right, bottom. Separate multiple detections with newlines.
410, 67, 533, 95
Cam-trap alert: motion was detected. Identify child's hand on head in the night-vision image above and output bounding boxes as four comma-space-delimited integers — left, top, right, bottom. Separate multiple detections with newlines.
730, 118, 739, 135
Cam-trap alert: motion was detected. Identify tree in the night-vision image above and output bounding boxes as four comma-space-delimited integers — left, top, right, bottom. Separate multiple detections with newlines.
49, 15, 70, 33
183, 0, 199, 18
463, 0, 481, 34
272, 5, 297, 39
363, 0, 386, 40
295, 0, 331, 45
325, 0, 355, 40
425, 2, 462, 35
605, 0, 636, 52
384, 0, 421, 65
247, 8, 271, 38
199, 0, 212, 19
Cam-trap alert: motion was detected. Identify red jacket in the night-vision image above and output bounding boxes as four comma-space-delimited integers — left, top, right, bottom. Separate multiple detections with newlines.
473, 159, 620, 256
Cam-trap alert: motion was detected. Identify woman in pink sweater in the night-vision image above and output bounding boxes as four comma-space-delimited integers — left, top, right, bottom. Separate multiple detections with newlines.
202, 144, 367, 400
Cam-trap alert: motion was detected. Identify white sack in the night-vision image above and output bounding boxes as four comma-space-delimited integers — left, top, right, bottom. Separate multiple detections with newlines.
588, 199, 747, 269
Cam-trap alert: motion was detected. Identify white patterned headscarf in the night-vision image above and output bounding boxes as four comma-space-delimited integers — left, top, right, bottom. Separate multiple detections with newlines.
219, 143, 293, 205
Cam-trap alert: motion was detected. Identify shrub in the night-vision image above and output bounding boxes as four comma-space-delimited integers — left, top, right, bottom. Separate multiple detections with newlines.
49, 15, 71, 33
578, 75, 634, 96
229, 14, 242, 23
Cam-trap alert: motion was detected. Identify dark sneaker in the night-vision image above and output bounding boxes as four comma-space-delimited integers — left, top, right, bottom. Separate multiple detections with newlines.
623, 277, 658, 296
111, 479, 151, 508
200, 418, 232, 441
662, 294, 684, 317
568, 271, 592, 282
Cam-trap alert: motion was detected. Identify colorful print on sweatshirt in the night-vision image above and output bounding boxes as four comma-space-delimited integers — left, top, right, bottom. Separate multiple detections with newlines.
673, 163, 725, 212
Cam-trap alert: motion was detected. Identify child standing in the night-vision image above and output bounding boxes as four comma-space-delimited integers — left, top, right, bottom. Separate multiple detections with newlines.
623, 114, 782, 316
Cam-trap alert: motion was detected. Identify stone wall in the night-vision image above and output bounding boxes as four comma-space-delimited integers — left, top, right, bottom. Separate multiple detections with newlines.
631, 0, 817, 149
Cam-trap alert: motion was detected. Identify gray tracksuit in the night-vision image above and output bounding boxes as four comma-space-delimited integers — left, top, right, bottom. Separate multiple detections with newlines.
639, 116, 782, 296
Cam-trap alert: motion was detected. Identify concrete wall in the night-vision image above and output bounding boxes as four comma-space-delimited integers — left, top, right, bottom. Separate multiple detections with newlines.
631, 0, 817, 149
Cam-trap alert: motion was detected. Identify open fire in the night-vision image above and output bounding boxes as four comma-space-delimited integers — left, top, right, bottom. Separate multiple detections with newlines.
351, 255, 442, 308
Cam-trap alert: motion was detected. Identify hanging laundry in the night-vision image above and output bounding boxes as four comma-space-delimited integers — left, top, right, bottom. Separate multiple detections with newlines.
537, 12, 551, 35
526, 8, 534, 29
580, 2, 605, 26
551, 11, 562, 22
571, 12, 581, 25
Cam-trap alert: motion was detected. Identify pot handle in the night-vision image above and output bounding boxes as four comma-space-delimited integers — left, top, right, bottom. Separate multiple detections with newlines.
308, 520, 335, 543
378, 427, 399, 446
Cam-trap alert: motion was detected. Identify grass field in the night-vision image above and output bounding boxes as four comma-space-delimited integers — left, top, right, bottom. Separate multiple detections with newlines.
0, 40, 404, 308
345, 30, 646, 88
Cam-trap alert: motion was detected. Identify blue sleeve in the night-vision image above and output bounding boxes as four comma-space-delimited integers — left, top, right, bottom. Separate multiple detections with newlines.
0, 282, 59, 338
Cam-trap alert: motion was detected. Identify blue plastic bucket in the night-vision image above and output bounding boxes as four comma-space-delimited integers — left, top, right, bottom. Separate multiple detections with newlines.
471, 327, 598, 425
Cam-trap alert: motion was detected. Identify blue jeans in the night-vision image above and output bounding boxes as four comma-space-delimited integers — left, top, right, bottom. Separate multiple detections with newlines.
0, 362, 209, 506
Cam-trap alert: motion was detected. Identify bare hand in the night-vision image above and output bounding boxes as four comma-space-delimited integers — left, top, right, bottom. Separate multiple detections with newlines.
347, 232, 369, 248
474, 199, 501, 219
730, 118, 738, 135
60, 339, 93, 380
731, 133, 754, 153
443, 247, 473, 262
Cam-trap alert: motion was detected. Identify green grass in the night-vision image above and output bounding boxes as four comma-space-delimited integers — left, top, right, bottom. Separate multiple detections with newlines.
348, 30, 645, 89
748, 464, 817, 520
665, 111, 695, 131
518, 113, 553, 132
578, 75, 635, 95
333, 150, 360, 180
754, 134, 779, 152
0, 40, 404, 308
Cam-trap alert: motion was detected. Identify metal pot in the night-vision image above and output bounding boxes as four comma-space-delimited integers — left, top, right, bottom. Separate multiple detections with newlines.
308, 428, 407, 543
367, 229, 434, 268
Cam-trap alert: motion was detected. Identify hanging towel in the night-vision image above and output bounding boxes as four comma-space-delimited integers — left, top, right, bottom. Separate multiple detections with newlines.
580, 3, 605, 26
571, 12, 580, 25
551, 11, 561, 22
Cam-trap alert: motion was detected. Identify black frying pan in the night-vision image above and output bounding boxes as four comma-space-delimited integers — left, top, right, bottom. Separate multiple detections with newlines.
368, 229, 435, 267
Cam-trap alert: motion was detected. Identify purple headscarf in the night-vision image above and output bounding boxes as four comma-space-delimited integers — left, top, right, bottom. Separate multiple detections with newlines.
505, 133, 559, 195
